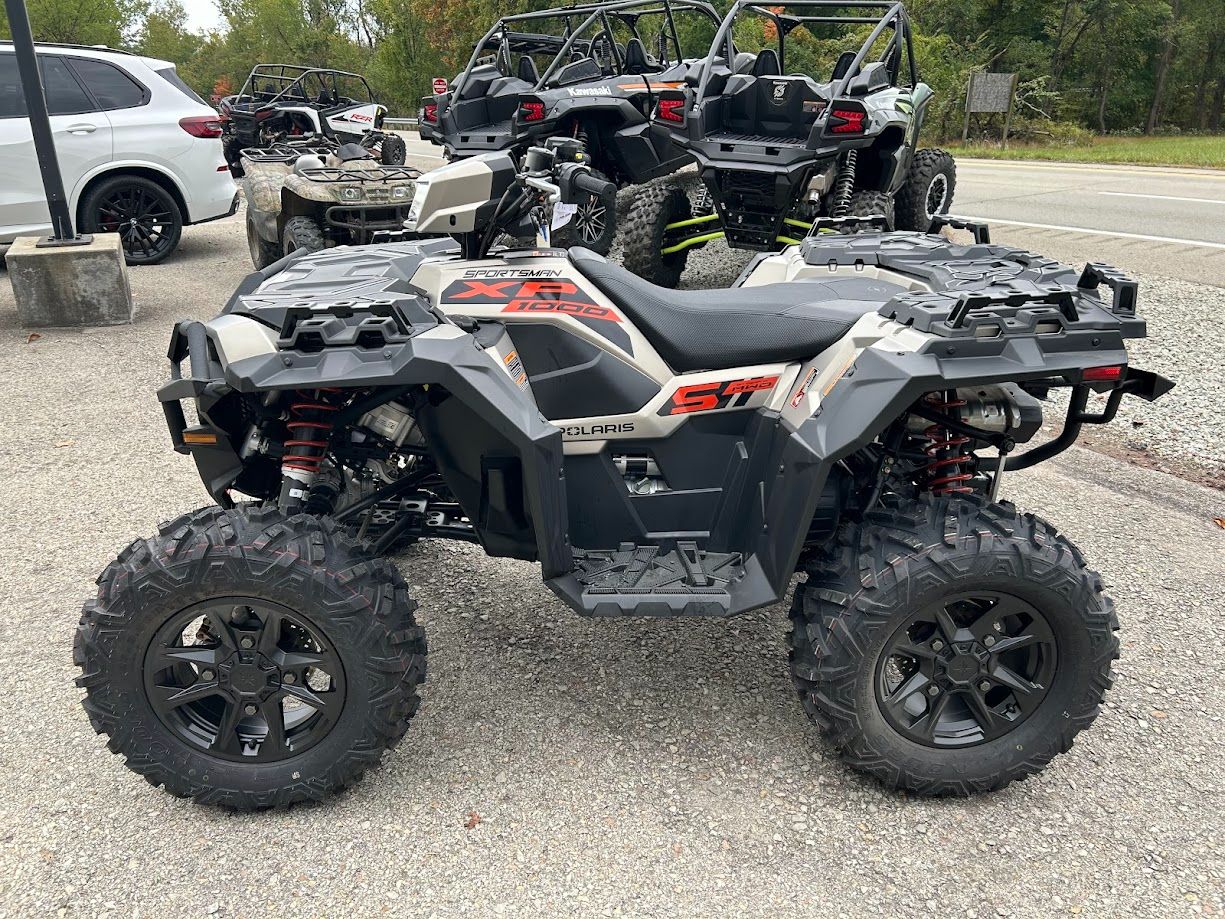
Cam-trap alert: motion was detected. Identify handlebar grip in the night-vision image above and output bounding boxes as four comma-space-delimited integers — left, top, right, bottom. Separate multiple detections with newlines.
573, 171, 615, 199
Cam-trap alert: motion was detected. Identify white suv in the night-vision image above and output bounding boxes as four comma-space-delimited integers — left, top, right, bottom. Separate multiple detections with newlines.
0, 43, 238, 264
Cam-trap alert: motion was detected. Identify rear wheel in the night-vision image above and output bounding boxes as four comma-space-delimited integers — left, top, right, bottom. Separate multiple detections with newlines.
379, 134, 407, 166
622, 181, 693, 288
552, 169, 616, 255
282, 216, 327, 256
843, 189, 895, 230
894, 148, 956, 231
246, 214, 281, 269
789, 496, 1118, 795
74, 506, 427, 810
80, 175, 183, 265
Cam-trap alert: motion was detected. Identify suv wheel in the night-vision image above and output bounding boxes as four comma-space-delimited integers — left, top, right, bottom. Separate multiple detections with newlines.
80, 175, 183, 266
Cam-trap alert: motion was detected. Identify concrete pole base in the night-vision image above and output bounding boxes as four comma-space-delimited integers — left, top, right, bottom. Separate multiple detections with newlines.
7, 233, 133, 328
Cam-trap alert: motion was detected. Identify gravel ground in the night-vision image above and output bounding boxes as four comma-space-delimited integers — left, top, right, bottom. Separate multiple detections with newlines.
0, 210, 1222, 917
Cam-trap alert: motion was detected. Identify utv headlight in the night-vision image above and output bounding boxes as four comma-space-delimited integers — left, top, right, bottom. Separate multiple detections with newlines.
403, 182, 427, 230
339, 186, 363, 202
392, 184, 412, 200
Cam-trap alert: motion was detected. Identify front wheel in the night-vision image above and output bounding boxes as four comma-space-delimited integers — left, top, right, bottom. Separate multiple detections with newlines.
789, 496, 1118, 796
74, 506, 428, 809
282, 215, 327, 256
894, 148, 956, 232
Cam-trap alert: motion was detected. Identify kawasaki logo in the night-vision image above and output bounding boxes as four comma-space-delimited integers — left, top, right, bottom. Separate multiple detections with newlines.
567, 86, 612, 97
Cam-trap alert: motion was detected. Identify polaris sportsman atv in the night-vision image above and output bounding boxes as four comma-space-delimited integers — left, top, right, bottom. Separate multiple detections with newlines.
241, 142, 421, 268
222, 65, 407, 178
420, 0, 723, 253
76, 145, 1173, 809
624, 0, 957, 286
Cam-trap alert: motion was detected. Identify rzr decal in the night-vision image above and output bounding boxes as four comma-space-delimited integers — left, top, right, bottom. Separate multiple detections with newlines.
658, 375, 779, 416
442, 279, 621, 322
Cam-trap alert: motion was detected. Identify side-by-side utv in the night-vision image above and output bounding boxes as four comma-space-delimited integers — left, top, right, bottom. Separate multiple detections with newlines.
623, 0, 957, 286
221, 65, 407, 177
419, 0, 723, 251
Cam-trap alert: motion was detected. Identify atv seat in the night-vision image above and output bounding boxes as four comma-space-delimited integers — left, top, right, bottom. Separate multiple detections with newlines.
568, 249, 904, 372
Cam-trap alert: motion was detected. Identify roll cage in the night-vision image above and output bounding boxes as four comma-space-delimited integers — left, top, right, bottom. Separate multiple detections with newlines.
231, 65, 380, 112
452, 0, 728, 98
692, 0, 917, 104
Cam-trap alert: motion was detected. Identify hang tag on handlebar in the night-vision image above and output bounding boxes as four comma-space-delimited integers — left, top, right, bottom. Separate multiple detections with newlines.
552, 202, 578, 231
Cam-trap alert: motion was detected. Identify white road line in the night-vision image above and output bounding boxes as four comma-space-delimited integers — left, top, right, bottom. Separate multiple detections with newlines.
1098, 191, 1225, 205
956, 215, 1225, 250
958, 158, 1225, 180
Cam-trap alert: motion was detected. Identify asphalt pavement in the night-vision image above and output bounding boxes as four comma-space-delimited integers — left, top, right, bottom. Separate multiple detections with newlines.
0, 163, 1222, 917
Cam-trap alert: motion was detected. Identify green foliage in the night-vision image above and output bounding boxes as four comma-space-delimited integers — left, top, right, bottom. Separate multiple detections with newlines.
3, 0, 1220, 135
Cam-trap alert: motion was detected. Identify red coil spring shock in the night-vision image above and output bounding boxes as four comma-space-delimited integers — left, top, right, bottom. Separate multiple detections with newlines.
282, 389, 340, 477
922, 391, 974, 495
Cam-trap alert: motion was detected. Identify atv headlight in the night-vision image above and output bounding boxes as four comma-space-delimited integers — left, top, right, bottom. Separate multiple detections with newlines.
403, 181, 427, 230
392, 184, 412, 200
339, 185, 363, 202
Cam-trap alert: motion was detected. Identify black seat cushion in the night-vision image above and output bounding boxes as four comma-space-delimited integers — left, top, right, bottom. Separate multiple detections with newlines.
569, 249, 906, 372
752, 49, 781, 77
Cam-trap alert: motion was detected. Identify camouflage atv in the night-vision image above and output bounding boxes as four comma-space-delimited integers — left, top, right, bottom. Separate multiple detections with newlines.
242, 142, 421, 268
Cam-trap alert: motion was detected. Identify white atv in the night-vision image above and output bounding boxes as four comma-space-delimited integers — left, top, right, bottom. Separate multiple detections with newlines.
77, 141, 1173, 809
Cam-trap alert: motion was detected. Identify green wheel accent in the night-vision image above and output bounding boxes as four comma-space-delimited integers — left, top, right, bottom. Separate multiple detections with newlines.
776, 235, 804, 246
782, 217, 814, 231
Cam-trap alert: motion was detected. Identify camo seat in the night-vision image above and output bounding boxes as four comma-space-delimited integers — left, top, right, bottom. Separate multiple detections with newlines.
568, 248, 904, 372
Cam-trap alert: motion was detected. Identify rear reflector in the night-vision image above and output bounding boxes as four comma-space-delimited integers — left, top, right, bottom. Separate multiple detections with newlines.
179, 115, 224, 138
829, 108, 866, 134
1083, 365, 1124, 382
657, 98, 685, 123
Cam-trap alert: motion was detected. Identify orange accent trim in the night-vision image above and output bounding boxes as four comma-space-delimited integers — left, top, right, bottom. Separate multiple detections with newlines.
183, 432, 219, 445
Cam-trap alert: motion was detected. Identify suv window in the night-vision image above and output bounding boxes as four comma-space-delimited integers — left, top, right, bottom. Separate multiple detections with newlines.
0, 53, 95, 117
64, 57, 147, 110
155, 67, 207, 106
42, 56, 94, 115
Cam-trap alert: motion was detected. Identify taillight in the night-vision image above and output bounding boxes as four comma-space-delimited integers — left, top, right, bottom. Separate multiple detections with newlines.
422, 103, 438, 124
828, 107, 866, 134
179, 115, 224, 138
519, 101, 546, 122
1083, 365, 1124, 382
657, 97, 685, 124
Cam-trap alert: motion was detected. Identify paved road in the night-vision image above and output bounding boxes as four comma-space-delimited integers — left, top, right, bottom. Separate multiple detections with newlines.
399, 134, 1225, 286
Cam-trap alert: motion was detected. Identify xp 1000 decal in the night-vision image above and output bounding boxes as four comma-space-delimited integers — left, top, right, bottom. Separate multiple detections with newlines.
441, 274, 632, 352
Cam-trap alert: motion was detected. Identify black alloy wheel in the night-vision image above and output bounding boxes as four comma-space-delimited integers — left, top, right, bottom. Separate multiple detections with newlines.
81, 175, 183, 265
875, 591, 1056, 748
144, 598, 347, 762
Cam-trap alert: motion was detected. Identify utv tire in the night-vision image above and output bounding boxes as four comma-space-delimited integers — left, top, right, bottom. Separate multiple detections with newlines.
80, 175, 183, 265
789, 496, 1118, 796
894, 148, 956, 232
622, 181, 693, 288
74, 505, 428, 810
246, 214, 281, 269
843, 189, 895, 230
380, 134, 407, 166
552, 169, 616, 255
283, 216, 327, 256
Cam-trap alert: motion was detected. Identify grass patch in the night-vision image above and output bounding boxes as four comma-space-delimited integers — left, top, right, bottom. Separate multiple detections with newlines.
946, 135, 1225, 169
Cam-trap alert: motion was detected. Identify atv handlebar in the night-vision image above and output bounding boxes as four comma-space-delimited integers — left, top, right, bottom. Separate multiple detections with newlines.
570, 169, 615, 200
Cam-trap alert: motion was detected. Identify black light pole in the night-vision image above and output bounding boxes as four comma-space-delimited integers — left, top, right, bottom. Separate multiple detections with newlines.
4, 0, 89, 245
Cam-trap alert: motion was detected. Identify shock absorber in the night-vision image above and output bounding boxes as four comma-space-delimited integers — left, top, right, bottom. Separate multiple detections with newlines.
279, 389, 340, 511
920, 390, 975, 495
572, 122, 590, 159
831, 149, 858, 217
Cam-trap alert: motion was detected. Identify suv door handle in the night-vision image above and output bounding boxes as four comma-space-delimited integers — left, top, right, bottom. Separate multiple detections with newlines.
64, 123, 97, 134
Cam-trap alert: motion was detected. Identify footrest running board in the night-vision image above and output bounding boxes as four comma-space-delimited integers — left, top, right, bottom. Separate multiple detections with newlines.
568, 542, 744, 617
